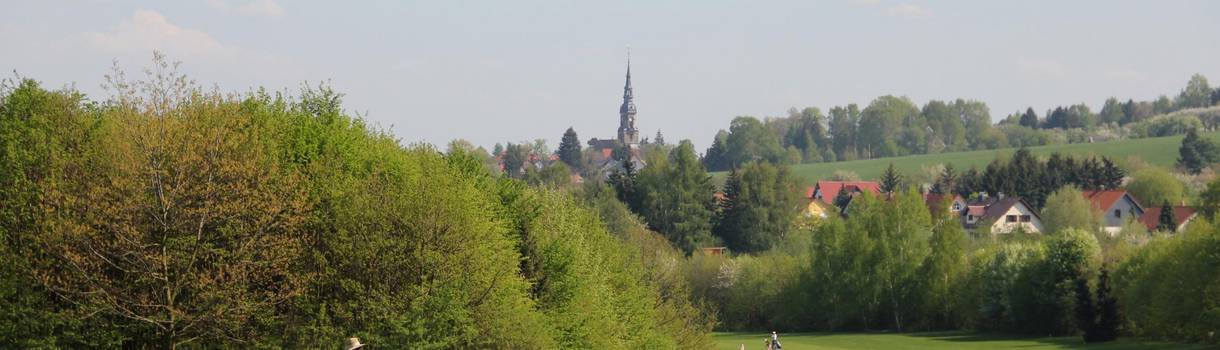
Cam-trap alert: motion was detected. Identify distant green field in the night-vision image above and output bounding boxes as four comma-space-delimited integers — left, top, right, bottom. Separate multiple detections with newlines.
713, 332, 1212, 350
712, 132, 1220, 186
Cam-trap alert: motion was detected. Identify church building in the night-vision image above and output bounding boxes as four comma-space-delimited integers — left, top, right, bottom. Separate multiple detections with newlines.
588, 57, 646, 174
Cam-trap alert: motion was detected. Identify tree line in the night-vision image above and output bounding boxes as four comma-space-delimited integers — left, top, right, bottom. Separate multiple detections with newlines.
0, 61, 713, 349
687, 186, 1220, 345
701, 74, 1220, 171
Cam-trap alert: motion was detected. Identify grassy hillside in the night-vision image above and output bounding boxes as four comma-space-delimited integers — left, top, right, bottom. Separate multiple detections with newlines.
714, 332, 1212, 350
712, 132, 1220, 186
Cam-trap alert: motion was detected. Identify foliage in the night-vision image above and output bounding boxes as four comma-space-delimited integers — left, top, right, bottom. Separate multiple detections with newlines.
1113, 221, 1220, 343
714, 161, 801, 253
558, 127, 583, 170
0, 64, 713, 348
879, 163, 904, 193
1126, 167, 1188, 208
1177, 128, 1219, 174
1042, 186, 1101, 234
1157, 201, 1177, 232
633, 140, 718, 253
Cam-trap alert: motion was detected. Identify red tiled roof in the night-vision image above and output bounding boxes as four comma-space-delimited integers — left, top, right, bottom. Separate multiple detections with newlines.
814, 181, 882, 204
1139, 206, 1197, 231
1083, 190, 1143, 212
967, 205, 987, 217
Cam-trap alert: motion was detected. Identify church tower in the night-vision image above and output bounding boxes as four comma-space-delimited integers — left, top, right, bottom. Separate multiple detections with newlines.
617, 56, 640, 146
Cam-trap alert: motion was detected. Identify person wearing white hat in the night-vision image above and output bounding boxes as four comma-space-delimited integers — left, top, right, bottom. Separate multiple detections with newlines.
771, 331, 781, 349
344, 337, 365, 350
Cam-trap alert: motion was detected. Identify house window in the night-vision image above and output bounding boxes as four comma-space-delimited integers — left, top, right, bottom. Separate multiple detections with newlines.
1114, 209, 1121, 218
1020, 215, 1031, 222
1006, 215, 1017, 223
952, 203, 961, 211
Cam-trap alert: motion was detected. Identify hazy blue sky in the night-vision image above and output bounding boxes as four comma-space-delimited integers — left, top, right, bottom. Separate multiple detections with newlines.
3, 1, 1219, 150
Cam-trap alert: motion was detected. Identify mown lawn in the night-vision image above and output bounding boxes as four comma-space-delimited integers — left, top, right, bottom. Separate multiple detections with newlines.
710, 131, 1220, 186
713, 332, 1214, 350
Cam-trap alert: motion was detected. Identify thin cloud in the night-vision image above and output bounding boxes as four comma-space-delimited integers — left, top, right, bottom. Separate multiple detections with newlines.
887, 3, 931, 18
84, 9, 225, 56
207, 0, 285, 17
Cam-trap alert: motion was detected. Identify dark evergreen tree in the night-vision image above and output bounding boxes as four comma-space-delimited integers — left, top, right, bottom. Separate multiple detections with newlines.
714, 161, 801, 253
1020, 107, 1039, 128
880, 162, 904, 193
982, 159, 1006, 196
607, 158, 640, 212
1121, 99, 1137, 125
1009, 147, 1046, 207
1094, 268, 1120, 342
956, 166, 981, 197
833, 187, 852, 215
502, 142, 530, 178
719, 168, 740, 215
1158, 200, 1176, 232
558, 127, 583, 170
653, 130, 666, 146
1079, 157, 1103, 190
703, 131, 730, 171
1178, 128, 1214, 174
634, 140, 716, 253
1044, 153, 1070, 192
932, 163, 957, 195
1075, 277, 1098, 342
1099, 157, 1124, 190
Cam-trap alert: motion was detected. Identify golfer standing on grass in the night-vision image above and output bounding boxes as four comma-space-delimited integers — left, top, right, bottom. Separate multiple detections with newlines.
771, 331, 781, 349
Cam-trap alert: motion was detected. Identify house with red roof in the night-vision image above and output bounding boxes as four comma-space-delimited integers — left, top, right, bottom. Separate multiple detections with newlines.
1082, 190, 1145, 234
1139, 205, 1198, 233
963, 195, 1043, 234
811, 181, 882, 205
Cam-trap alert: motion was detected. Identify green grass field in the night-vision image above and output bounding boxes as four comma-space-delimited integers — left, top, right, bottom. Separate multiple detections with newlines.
713, 332, 1214, 350
711, 132, 1220, 186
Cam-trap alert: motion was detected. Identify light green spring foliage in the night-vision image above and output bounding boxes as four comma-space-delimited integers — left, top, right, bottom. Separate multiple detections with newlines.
1114, 218, 1220, 344
1042, 186, 1101, 234
0, 76, 712, 348
1127, 167, 1189, 207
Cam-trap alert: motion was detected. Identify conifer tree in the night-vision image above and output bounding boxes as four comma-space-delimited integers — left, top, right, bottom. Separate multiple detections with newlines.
1020, 107, 1039, 128
1178, 128, 1214, 174
654, 130, 666, 146
1099, 157, 1124, 190
1094, 267, 1120, 342
558, 127, 583, 170
607, 158, 639, 211
833, 187, 853, 215
1158, 200, 1176, 232
1074, 277, 1098, 342
932, 163, 957, 195
880, 162, 904, 193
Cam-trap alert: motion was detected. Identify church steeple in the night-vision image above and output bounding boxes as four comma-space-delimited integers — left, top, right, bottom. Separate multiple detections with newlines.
618, 49, 639, 146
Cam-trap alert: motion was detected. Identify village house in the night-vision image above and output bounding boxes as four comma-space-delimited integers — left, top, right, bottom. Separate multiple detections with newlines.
964, 195, 1043, 234
1139, 204, 1198, 233
1082, 190, 1145, 235
804, 180, 882, 218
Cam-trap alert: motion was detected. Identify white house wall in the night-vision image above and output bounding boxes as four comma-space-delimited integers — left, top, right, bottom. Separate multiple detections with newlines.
990, 203, 1043, 234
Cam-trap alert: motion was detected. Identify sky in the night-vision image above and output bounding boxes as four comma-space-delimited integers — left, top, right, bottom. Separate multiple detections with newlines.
3, 1, 1220, 151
